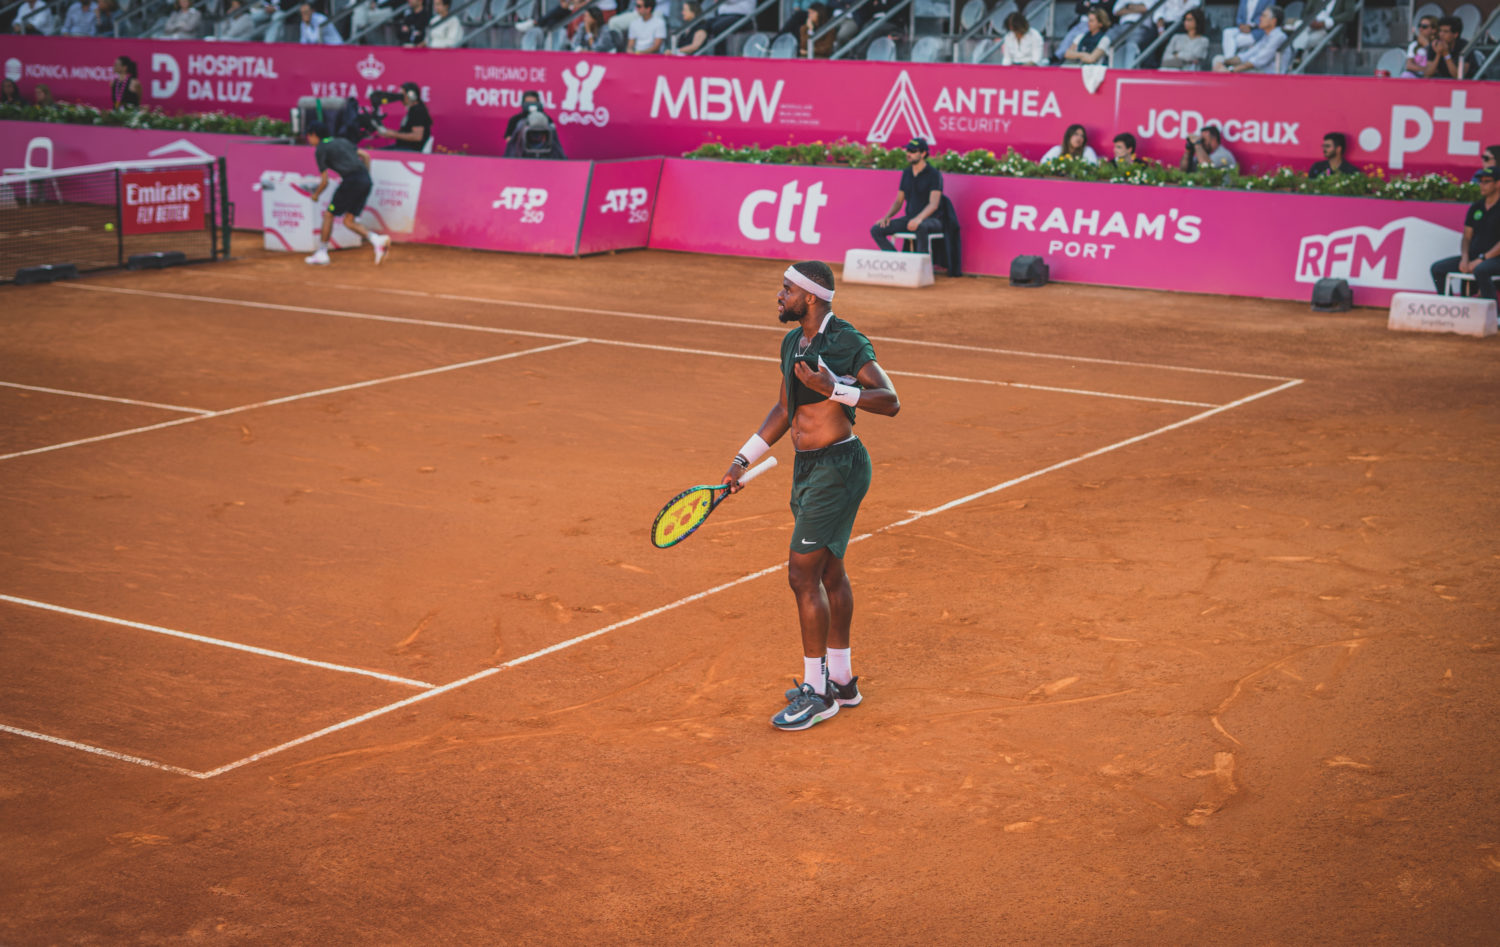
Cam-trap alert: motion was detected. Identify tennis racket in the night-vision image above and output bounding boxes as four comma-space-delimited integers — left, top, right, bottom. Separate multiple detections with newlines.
650, 457, 778, 549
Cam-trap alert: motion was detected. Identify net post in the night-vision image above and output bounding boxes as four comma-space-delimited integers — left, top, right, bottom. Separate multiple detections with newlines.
114, 168, 124, 267
217, 156, 231, 260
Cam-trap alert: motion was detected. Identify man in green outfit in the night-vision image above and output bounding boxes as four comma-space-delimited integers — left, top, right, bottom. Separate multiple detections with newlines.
722, 261, 901, 731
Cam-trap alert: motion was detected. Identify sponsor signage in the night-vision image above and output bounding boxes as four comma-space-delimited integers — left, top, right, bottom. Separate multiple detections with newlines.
842, 248, 933, 288
120, 167, 206, 234
1387, 292, 1496, 337
2, 37, 1495, 175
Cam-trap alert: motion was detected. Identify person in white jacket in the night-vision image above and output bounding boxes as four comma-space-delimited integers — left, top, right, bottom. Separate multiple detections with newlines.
13, 0, 57, 34
999, 11, 1045, 65
426, 0, 463, 46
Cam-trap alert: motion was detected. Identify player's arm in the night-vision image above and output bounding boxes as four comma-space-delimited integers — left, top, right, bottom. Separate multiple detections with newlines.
723, 383, 791, 492
357, 148, 372, 168
793, 359, 901, 417
309, 170, 330, 201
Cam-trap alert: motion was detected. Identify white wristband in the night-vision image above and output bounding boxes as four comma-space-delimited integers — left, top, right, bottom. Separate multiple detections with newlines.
830, 383, 860, 407
735, 433, 770, 467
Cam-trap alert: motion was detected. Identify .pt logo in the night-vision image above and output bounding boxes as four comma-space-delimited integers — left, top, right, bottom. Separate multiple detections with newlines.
559, 61, 608, 127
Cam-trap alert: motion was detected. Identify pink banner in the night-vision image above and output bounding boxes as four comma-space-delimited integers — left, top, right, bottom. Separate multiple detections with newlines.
579, 159, 662, 256
649, 158, 1462, 307
3, 36, 1496, 175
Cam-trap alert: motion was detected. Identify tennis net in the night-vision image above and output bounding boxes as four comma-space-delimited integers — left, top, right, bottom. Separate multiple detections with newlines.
0, 155, 230, 282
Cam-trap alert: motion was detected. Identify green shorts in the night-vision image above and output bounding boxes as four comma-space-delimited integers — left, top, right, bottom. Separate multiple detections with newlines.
789, 437, 872, 559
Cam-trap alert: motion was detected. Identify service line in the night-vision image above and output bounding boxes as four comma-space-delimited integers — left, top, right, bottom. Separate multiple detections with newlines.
0, 381, 213, 415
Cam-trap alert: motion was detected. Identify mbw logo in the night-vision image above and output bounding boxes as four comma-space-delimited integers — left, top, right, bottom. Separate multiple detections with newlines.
599, 187, 650, 224
1295, 217, 1459, 290
559, 61, 608, 127
867, 71, 934, 147
650, 75, 784, 123
493, 187, 548, 225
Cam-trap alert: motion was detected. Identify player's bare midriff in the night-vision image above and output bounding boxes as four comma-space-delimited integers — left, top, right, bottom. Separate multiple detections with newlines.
787, 399, 853, 453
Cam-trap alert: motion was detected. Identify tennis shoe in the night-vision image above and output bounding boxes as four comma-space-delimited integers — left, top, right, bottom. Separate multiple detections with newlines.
772, 681, 839, 731
827, 675, 862, 707
371, 234, 391, 264
305, 249, 331, 265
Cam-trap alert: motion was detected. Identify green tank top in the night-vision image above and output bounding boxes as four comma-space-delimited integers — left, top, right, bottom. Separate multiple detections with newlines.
780, 313, 877, 424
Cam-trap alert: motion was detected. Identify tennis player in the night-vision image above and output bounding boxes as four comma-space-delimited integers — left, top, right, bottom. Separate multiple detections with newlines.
722, 261, 900, 731
303, 122, 391, 266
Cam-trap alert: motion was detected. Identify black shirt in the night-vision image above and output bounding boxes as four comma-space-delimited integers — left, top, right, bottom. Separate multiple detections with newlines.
1309, 159, 1363, 178
314, 137, 368, 179
395, 100, 431, 151
899, 163, 942, 219
1432, 44, 1479, 78
1465, 198, 1500, 259
397, 5, 429, 45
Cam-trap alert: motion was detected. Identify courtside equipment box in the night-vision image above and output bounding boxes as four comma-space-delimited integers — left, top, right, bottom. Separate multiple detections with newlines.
1387, 292, 1496, 338
842, 248, 933, 288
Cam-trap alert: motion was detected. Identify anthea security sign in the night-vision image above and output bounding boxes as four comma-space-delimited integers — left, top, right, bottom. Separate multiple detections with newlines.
120, 168, 206, 235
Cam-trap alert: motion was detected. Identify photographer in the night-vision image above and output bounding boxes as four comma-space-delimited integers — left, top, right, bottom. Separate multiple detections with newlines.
1181, 125, 1237, 171
372, 82, 431, 153
505, 90, 550, 140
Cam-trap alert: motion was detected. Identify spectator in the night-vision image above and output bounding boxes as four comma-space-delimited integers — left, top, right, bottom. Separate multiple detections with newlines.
798, 2, 836, 58
871, 137, 944, 254
1150, 0, 1192, 36
506, 90, 548, 138
1000, 11, 1045, 66
351, 0, 400, 37
1472, 145, 1499, 183
373, 81, 431, 152
13, 0, 56, 34
1220, 0, 1272, 61
1109, 132, 1138, 167
626, 0, 666, 53
1212, 5, 1285, 73
1430, 168, 1500, 299
1053, 0, 1093, 63
110, 55, 141, 108
711, 0, 754, 37
299, 2, 344, 42
219, 0, 259, 40
396, 0, 429, 46
515, 0, 583, 35
1161, 7, 1209, 69
1399, 14, 1435, 78
34, 84, 55, 108
1309, 132, 1362, 177
1424, 16, 1478, 79
62, 0, 100, 36
1063, 6, 1114, 66
163, 0, 205, 39
1287, 0, 1356, 67
572, 5, 620, 51
95, 0, 116, 34
426, 0, 461, 45
674, 1, 710, 53
0, 78, 21, 105
1112, 0, 1156, 50
1182, 124, 1236, 170
1041, 124, 1100, 163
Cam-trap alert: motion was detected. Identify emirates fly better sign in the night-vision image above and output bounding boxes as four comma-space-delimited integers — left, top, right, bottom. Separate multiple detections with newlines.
120, 168, 206, 234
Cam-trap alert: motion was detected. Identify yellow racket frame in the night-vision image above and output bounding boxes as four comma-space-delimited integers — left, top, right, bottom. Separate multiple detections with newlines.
649, 457, 778, 549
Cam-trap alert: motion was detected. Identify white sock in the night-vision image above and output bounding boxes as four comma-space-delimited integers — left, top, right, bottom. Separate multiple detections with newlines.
317, 239, 328, 252
803, 655, 827, 695
827, 647, 852, 686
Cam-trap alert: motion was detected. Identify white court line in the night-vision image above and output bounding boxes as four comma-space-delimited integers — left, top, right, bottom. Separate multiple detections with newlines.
0, 593, 436, 688
0, 724, 206, 778
59, 285, 1218, 410
168, 375, 1304, 779
0, 339, 588, 461
0, 381, 212, 415
193, 271, 1295, 382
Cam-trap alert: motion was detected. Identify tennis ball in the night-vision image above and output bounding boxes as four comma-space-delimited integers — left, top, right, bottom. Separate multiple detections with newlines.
104, 222, 114, 231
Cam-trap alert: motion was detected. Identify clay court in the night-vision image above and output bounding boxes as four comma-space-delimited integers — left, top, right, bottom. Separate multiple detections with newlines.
1, 241, 1497, 944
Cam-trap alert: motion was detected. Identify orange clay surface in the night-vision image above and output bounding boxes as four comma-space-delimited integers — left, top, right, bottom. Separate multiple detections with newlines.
1, 240, 1498, 944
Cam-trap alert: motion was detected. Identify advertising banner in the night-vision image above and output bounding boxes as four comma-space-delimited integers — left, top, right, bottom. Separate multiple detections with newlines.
3, 37, 1495, 175
119, 167, 207, 234
648, 158, 1463, 307
578, 159, 662, 256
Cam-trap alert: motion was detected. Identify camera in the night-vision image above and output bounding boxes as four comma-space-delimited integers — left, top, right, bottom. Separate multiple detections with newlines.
370, 90, 402, 108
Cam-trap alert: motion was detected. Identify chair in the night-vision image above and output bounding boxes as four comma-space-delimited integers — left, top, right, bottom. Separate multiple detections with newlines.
421, 135, 435, 154
988, 1, 1017, 35
1284, 0, 1304, 24
889, 230, 943, 259
768, 31, 797, 57
911, 35, 945, 61
3, 138, 62, 204
866, 35, 897, 60
971, 36, 999, 63
1444, 272, 1500, 296
1374, 46, 1407, 74
959, 0, 985, 31
1413, 2, 1443, 27
741, 31, 770, 55
1453, 4, 1480, 40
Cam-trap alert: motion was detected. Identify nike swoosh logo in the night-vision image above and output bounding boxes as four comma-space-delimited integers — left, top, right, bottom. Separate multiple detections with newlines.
782, 704, 812, 722
800, 539, 817, 545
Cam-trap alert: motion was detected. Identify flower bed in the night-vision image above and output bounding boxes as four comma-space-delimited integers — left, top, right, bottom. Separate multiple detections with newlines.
0, 103, 290, 137
684, 140, 1479, 203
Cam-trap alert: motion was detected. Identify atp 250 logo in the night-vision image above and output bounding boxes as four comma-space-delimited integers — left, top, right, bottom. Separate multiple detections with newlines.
493, 186, 548, 224
599, 187, 650, 224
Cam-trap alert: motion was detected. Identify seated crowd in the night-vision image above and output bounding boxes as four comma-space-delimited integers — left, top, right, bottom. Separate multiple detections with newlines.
4, 0, 1490, 79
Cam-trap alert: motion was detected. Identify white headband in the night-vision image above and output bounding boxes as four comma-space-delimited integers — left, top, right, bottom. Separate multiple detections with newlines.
784, 266, 834, 302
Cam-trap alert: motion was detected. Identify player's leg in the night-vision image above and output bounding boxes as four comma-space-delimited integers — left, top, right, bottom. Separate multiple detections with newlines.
306, 208, 335, 265
822, 552, 862, 707
772, 545, 840, 731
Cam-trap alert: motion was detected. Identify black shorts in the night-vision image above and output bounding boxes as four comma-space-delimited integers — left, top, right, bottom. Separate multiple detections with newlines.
329, 174, 372, 217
